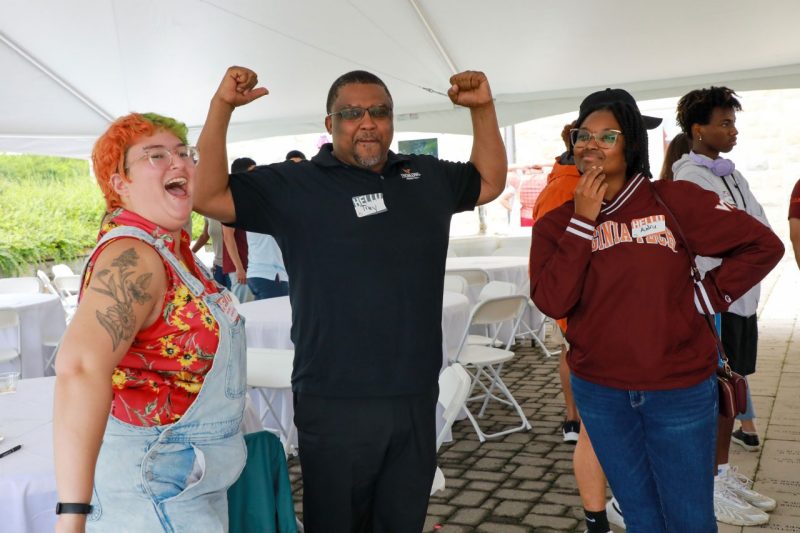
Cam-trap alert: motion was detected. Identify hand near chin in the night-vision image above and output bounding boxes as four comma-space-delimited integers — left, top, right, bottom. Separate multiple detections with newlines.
213, 66, 268, 109
573, 166, 607, 221
447, 71, 493, 108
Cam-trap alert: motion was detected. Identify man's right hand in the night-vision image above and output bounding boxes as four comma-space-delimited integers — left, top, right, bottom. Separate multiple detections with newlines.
212, 66, 269, 110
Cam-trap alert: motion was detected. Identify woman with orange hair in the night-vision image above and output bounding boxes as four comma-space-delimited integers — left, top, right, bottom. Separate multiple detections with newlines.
53, 111, 246, 532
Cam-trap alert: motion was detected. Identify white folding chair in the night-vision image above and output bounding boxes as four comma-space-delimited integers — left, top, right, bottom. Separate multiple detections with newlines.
443, 275, 468, 295
0, 277, 41, 293
37, 270, 58, 295
53, 274, 81, 298
246, 348, 296, 456
446, 268, 490, 287
468, 281, 516, 348
451, 295, 532, 442
0, 309, 22, 375
515, 298, 562, 357
431, 363, 472, 495
51, 264, 75, 278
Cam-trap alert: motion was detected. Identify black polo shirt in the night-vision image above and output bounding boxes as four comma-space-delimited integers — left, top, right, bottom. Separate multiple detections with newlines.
229, 144, 481, 397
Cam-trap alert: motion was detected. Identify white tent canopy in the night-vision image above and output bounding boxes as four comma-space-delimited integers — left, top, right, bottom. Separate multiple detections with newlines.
2, 0, 799, 158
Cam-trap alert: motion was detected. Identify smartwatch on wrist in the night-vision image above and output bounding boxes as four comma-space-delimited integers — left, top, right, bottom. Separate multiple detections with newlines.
56, 502, 93, 515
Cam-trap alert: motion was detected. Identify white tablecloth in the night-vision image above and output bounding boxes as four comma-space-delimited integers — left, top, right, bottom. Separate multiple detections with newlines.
0, 376, 57, 533
446, 256, 530, 303
0, 293, 66, 378
237, 293, 471, 447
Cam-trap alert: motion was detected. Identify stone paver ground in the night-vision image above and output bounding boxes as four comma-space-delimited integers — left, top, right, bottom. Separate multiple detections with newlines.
286, 258, 799, 532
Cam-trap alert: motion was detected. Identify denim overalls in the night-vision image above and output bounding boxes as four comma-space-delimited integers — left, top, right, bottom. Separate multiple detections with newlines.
83, 226, 247, 532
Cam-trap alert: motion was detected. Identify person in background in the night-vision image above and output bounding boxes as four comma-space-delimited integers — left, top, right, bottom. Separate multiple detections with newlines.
222, 157, 254, 302
531, 87, 782, 531
285, 149, 306, 162
789, 177, 800, 269
53, 112, 246, 532
245, 154, 295, 300
194, 66, 507, 532
659, 132, 691, 181
191, 217, 228, 287
673, 86, 777, 526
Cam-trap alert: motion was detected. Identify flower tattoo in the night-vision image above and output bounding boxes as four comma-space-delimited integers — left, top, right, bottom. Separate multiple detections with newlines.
92, 248, 153, 350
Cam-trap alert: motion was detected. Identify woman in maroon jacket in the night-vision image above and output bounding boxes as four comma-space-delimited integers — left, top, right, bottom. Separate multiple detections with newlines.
529, 88, 783, 532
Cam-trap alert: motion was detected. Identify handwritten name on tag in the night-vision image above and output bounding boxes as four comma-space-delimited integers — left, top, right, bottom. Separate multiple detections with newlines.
631, 215, 666, 238
352, 193, 388, 218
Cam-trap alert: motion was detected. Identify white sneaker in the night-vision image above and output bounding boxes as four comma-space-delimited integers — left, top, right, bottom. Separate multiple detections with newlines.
721, 466, 777, 512
606, 497, 626, 529
714, 477, 770, 526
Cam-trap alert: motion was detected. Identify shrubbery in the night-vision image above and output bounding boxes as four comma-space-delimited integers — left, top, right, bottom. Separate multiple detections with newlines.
0, 154, 203, 276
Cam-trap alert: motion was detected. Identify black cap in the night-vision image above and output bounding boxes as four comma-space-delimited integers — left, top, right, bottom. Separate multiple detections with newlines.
579, 88, 663, 129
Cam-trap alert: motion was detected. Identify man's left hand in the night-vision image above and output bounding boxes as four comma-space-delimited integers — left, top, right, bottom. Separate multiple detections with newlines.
447, 71, 493, 108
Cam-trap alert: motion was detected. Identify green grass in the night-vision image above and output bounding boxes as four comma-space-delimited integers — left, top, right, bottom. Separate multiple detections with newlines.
0, 154, 205, 276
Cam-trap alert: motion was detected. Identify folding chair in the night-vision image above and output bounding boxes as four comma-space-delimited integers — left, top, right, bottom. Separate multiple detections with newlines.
431, 363, 471, 495
468, 281, 516, 348
37, 270, 58, 295
53, 274, 81, 298
451, 295, 532, 442
51, 264, 75, 278
515, 298, 562, 357
0, 309, 22, 375
246, 348, 296, 456
443, 275, 468, 295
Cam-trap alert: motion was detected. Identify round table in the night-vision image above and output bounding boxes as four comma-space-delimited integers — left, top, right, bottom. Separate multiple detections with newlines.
236, 292, 471, 447
0, 293, 66, 378
0, 376, 57, 533
446, 255, 530, 302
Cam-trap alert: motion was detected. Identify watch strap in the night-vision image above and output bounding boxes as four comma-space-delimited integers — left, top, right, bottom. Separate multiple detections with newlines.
56, 502, 94, 515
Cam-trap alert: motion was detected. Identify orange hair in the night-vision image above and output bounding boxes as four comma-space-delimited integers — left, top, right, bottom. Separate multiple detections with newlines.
92, 112, 188, 210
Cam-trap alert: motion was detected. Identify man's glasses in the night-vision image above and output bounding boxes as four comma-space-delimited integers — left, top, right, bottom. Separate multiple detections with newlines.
327, 105, 393, 121
126, 146, 199, 171
570, 128, 623, 148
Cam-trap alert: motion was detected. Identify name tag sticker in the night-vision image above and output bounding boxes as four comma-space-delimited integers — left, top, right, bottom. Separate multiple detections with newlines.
631, 215, 666, 238
352, 193, 388, 218
217, 292, 240, 323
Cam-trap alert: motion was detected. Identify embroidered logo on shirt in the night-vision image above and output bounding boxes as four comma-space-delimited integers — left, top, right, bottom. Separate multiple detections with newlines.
352, 193, 388, 218
631, 215, 666, 238
400, 168, 422, 180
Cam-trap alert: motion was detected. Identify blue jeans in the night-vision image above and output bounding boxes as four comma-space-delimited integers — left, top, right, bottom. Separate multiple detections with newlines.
571, 373, 718, 533
212, 264, 229, 289
247, 276, 289, 300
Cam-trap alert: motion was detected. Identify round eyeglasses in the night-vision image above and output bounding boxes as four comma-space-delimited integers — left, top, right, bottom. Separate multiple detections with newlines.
125, 146, 199, 171
327, 105, 393, 121
570, 128, 623, 148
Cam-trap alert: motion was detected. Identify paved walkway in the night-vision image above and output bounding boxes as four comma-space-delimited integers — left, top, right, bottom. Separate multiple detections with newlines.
287, 258, 799, 532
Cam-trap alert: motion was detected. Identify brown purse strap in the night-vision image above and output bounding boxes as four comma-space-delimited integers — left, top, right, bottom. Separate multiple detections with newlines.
647, 181, 732, 375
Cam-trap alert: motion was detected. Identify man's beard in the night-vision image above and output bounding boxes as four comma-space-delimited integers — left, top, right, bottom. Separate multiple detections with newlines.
354, 152, 382, 169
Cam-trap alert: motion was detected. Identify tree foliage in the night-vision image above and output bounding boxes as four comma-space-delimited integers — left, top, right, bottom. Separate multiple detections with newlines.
0, 154, 203, 276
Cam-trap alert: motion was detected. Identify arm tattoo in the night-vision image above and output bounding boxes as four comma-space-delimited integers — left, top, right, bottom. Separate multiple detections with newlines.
91, 247, 153, 350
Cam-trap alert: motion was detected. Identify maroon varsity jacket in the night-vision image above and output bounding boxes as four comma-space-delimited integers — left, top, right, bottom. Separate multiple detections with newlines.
530, 174, 783, 390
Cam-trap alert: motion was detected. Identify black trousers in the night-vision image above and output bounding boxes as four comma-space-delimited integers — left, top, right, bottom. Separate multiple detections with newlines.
293, 387, 438, 533
721, 312, 758, 375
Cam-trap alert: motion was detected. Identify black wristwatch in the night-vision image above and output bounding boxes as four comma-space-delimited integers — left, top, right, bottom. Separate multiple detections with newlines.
55, 502, 93, 515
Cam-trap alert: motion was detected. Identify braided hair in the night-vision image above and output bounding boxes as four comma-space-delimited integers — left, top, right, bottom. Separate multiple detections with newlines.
676, 86, 741, 139
572, 101, 651, 179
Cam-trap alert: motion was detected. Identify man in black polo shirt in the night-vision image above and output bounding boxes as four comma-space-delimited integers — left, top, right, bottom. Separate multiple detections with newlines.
195, 66, 507, 532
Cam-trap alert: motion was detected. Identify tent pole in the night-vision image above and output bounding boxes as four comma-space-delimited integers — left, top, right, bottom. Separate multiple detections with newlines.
407, 0, 458, 75
0, 30, 114, 122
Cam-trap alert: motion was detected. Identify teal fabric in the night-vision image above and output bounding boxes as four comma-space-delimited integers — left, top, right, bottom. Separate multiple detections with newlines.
227, 431, 297, 533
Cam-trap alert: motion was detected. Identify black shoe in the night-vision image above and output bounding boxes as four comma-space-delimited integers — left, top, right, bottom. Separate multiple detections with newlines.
563, 420, 580, 443
731, 429, 760, 451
